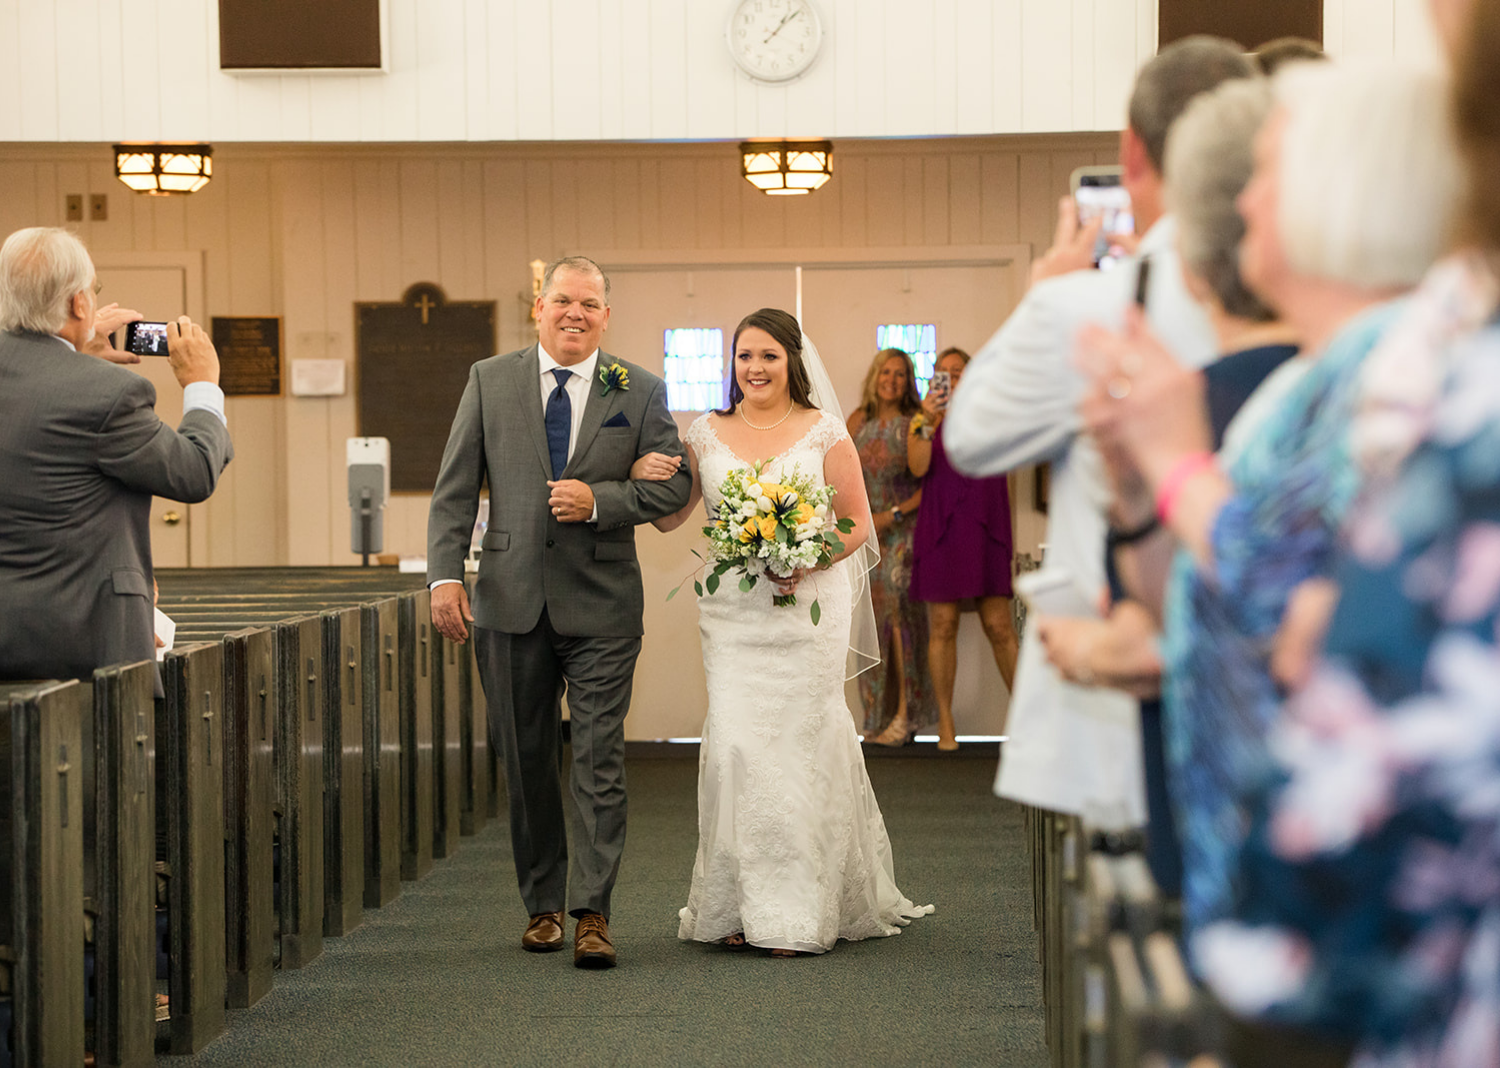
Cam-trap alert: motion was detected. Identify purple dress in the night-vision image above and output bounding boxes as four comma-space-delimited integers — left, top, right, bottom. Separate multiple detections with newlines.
908, 424, 1014, 602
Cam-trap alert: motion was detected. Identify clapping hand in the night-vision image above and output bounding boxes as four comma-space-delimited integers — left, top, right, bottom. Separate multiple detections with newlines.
1076, 307, 1211, 490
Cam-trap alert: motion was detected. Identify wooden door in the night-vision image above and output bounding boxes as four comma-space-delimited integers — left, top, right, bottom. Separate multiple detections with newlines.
95, 263, 193, 565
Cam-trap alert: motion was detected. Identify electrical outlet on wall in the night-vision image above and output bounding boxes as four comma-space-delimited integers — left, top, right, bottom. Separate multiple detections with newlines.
89, 194, 108, 221
65, 195, 84, 222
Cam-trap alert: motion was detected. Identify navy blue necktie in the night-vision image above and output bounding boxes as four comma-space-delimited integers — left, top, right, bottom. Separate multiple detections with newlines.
545, 368, 573, 478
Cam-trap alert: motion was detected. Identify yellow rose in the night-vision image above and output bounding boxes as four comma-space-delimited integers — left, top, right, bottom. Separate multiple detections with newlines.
738, 520, 758, 543
792, 503, 814, 524
755, 515, 779, 540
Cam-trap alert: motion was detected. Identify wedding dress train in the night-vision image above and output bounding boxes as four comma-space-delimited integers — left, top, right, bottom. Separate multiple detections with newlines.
677, 410, 934, 954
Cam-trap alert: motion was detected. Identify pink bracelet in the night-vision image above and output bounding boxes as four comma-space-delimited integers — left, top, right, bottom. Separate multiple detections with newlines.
1154, 452, 1216, 524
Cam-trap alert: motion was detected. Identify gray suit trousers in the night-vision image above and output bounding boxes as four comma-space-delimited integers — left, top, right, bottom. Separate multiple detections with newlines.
473, 614, 640, 920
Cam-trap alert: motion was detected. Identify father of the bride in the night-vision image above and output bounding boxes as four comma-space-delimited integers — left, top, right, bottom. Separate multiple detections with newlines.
427, 256, 690, 968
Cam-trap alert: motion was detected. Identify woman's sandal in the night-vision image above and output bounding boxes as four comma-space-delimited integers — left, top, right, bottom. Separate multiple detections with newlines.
867, 715, 914, 747
722, 932, 747, 948
769, 948, 803, 958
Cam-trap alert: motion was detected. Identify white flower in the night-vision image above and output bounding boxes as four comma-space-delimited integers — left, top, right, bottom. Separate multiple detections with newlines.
814, 504, 828, 517
756, 495, 773, 512
782, 490, 798, 506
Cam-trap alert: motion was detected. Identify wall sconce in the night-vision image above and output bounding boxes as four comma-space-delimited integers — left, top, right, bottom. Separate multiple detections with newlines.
113, 144, 213, 195
740, 140, 833, 196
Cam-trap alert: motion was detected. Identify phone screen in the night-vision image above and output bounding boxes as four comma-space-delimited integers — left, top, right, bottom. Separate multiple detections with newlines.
1074, 176, 1134, 270
927, 370, 952, 408
122, 321, 170, 357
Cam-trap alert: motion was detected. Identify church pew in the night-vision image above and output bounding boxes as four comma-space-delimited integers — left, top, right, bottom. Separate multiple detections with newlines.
157, 643, 228, 1054
432, 629, 465, 859
360, 598, 402, 908
220, 628, 276, 1008
0, 680, 86, 1068
274, 615, 325, 969
88, 662, 158, 1068
398, 591, 435, 881
173, 604, 367, 941
459, 645, 489, 837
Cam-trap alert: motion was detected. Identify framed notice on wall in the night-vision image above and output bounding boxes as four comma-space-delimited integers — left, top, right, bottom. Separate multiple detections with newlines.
356, 283, 497, 493
211, 316, 282, 396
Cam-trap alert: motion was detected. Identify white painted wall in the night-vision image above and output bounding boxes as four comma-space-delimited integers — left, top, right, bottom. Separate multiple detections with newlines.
1323, 0, 1444, 68
0, 0, 1159, 142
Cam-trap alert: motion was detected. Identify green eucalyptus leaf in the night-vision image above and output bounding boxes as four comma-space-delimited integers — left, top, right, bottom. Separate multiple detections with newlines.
739, 575, 754, 592
693, 580, 703, 597
706, 573, 720, 595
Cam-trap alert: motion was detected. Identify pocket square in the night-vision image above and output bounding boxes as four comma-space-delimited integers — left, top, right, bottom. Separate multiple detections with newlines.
603, 412, 631, 429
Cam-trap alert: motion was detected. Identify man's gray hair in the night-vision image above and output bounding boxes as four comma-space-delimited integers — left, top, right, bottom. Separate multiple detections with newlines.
541, 256, 610, 305
1276, 61, 1461, 289
1165, 78, 1276, 321
1129, 36, 1258, 175
0, 227, 94, 335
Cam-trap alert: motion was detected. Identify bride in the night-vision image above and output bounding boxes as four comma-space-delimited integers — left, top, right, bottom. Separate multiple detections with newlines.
634, 308, 932, 956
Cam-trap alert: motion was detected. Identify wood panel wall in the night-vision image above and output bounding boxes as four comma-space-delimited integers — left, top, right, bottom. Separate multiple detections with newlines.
1323, 0, 1442, 66
0, 0, 1158, 142
0, 133, 1114, 565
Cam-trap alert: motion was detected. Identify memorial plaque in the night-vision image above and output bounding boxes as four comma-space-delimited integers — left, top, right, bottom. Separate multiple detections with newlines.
356, 284, 497, 493
212, 317, 282, 397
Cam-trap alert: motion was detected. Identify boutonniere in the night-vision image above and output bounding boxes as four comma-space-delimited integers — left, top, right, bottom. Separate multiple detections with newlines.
598, 363, 630, 396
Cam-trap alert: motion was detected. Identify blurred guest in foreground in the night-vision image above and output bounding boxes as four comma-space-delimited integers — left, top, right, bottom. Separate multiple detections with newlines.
1198, 1, 1500, 1061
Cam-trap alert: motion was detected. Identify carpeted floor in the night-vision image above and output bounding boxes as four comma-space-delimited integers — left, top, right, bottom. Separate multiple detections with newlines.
181, 751, 1045, 1067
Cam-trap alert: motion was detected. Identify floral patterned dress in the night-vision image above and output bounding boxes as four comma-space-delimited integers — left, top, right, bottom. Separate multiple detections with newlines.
851, 412, 936, 734
1160, 302, 1404, 951
1196, 258, 1500, 1065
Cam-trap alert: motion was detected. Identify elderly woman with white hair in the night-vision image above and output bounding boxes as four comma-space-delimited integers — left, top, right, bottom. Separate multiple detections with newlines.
1078, 57, 1462, 1035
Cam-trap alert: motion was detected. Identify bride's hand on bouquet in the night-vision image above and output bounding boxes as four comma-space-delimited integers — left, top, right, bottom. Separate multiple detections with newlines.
631, 452, 681, 481
770, 567, 812, 596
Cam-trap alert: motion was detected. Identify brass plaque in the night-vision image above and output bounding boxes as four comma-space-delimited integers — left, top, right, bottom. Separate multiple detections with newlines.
211, 317, 282, 397
356, 284, 497, 493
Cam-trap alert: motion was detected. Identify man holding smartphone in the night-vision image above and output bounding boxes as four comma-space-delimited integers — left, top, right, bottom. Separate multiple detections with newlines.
0, 226, 233, 687
943, 38, 1254, 825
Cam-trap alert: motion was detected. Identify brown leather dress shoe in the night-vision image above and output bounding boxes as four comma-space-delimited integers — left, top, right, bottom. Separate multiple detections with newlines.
522, 911, 565, 953
573, 912, 617, 969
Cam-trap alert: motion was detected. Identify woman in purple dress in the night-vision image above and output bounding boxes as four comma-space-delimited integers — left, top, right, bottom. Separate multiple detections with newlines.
907, 348, 1018, 750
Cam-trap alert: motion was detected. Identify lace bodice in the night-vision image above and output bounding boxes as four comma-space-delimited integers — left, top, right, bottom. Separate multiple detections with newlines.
685, 409, 848, 519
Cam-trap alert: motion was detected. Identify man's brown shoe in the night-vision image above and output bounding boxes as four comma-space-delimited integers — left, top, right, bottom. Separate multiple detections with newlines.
522, 911, 565, 953
573, 913, 617, 969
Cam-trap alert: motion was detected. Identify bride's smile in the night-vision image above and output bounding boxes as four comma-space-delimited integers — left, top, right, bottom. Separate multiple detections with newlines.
734, 326, 792, 409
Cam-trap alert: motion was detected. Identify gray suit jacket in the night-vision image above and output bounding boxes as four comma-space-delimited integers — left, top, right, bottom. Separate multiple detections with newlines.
427, 346, 690, 638
0, 330, 234, 680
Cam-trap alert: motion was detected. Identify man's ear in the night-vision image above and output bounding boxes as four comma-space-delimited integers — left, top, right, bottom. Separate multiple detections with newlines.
1119, 128, 1151, 184
69, 290, 89, 322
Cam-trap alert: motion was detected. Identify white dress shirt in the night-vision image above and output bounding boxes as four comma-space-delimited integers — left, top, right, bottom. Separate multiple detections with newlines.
538, 345, 600, 466
53, 334, 228, 427
943, 217, 1216, 825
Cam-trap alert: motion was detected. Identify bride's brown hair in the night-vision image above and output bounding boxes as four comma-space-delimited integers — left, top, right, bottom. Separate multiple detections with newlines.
718, 308, 817, 416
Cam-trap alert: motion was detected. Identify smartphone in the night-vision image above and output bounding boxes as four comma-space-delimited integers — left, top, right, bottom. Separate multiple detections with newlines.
927, 370, 952, 409
1015, 567, 1099, 618
121, 320, 171, 357
1069, 166, 1134, 270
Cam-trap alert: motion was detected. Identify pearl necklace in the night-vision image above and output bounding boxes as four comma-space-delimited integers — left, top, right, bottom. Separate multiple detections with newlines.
739, 402, 795, 431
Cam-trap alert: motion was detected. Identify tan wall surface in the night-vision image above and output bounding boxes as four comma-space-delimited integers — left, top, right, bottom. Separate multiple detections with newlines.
0, 132, 1116, 735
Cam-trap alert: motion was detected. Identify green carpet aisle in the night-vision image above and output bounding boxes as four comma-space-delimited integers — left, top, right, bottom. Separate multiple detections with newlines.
181, 753, 1046, 1067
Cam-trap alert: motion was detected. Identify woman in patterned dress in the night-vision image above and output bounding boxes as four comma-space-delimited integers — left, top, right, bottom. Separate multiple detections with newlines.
848, 348, 938, 745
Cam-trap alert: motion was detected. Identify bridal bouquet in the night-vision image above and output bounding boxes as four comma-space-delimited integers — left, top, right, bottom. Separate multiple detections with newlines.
670, 461, 854, 624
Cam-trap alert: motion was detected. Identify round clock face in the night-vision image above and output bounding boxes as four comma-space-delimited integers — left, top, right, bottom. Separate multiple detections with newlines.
725, 0, 823, 84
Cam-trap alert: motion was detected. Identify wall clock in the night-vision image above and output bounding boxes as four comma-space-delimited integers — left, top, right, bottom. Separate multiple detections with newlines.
725, 0, 824, 84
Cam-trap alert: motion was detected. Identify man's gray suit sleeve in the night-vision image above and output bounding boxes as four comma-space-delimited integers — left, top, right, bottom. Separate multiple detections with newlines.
591, 376, 691, 531
427, 366, 486, 584
95, 375, 233, 503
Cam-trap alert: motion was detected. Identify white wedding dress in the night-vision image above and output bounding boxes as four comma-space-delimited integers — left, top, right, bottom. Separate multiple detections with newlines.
676, 410, 934, 954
